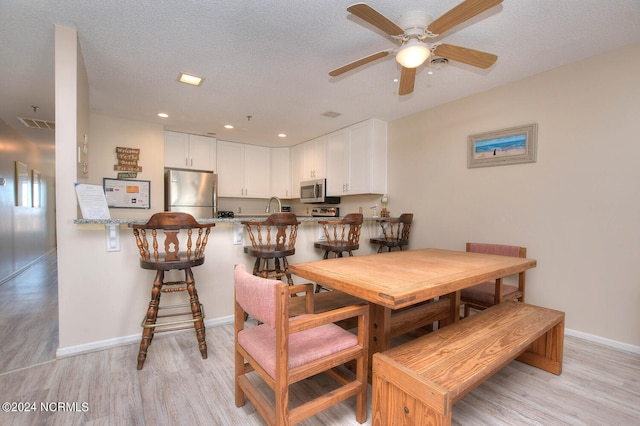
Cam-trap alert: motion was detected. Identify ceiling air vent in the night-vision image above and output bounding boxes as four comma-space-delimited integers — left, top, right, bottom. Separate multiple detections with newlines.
18, 117, 55, 130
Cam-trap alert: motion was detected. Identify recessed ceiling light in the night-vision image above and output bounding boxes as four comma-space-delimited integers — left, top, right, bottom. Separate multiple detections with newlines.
158, 113, 169, 118
224, 124, 234, 129
321, 111, 341, 118
178, 73, 203, 86
278, 133, 287, 138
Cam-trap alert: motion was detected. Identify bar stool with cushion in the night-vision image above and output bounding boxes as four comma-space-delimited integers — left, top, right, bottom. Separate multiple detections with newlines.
130, 212, 213, 370
370, 213, 413, 253
461, 242, 527, 318
314, 213, 364, 259
241, 212, 300, 285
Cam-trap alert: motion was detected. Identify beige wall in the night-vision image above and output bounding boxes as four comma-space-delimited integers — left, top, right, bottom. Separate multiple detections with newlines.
388, 42, 640, 349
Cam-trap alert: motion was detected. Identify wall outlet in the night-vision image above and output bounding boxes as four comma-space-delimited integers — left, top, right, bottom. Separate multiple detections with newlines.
233, 222, 243, 245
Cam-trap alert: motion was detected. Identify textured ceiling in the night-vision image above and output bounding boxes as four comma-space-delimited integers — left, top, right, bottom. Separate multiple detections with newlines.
2, 0, 640, 148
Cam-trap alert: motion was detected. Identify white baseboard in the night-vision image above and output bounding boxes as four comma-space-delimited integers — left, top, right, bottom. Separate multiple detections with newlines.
566, 327, 640, 355
55, 318, 640, 359
56, 315, 233, 359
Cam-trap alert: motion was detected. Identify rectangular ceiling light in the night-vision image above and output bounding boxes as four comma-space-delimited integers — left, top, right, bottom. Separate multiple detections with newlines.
178, 73, 203, 86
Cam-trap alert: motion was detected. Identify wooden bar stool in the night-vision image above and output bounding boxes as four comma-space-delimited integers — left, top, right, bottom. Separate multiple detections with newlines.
370, 213, 413, 253
130, 212, 214, 370
314, 213, 364, 259
241, 212, 299, 285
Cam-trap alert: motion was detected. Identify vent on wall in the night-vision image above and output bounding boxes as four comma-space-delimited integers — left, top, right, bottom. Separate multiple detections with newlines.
18, 117, 55, 130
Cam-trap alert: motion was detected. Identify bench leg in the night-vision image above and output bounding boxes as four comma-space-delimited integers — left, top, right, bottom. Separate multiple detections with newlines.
517, 318, 564, 375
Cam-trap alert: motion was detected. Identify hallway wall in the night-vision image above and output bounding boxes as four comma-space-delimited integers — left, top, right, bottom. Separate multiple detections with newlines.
0, 119, 56, 282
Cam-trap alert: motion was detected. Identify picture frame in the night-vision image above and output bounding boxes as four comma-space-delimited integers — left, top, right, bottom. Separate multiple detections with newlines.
32, 169, 41, 208
15, 161, 30, 207
467, 123, 537, 168
103, 177, 150, 209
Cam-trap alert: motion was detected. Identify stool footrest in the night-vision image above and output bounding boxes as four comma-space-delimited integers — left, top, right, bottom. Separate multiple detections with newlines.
141, 303, 205, 330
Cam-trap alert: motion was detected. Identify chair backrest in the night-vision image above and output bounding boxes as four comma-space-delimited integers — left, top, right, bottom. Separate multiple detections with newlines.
319, 213, 363, 247
234, 264, 278, 327
466, 242, 526, 258
242, 212, 299, 251
379, 213, 413, 243
131, 212, 213, 264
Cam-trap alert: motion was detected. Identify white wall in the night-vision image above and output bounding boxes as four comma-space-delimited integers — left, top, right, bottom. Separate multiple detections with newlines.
388, 42, 640, 348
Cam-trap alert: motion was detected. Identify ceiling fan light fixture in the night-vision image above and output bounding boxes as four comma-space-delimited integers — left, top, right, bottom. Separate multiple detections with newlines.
396, 39, 430, 68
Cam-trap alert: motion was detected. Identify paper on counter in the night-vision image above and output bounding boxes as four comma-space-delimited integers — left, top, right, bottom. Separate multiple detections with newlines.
75, 183, 111, 219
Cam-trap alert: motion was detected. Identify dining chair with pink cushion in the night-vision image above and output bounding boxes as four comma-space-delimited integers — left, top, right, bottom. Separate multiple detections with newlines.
233, 264, 369, 425
461, 242, 527, 318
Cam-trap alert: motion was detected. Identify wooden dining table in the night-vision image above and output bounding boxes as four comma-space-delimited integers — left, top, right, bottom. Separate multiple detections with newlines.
288, 248, 537, 362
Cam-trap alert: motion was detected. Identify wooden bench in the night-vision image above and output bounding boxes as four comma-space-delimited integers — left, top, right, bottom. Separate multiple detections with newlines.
372, 301, 565, 426
289, 289, 450, 335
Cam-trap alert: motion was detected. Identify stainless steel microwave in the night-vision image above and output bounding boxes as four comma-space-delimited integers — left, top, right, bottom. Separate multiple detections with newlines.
300, 179, 341, 204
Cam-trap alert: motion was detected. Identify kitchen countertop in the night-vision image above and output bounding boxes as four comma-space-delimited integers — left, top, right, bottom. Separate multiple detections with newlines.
74, 216, 390, 225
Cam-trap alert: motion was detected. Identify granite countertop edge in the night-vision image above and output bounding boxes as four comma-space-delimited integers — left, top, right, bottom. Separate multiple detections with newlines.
74, 216, 388, 225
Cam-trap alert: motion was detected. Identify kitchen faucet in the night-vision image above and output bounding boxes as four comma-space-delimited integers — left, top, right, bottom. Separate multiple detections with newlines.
265, 196, 282, 213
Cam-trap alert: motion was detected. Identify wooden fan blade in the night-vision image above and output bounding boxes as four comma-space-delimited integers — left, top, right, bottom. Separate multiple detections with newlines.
347, 3, 404, 37
428, 0, 503, 35
329, 51, 390, 76
434, 43, 497, 69
398, 67, 416, 96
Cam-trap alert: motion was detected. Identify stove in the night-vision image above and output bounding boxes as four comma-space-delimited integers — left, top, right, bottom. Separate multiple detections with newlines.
311, 207, 339, 217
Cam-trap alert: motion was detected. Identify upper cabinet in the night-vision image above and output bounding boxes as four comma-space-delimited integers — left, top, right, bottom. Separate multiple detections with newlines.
217, 140, 270, 198
299, 136, 327, 181
326, 119, 387, 196
164, 131, 217, 171
271, 147, 292, 199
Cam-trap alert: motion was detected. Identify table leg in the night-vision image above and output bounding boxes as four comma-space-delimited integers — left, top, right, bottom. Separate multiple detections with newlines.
440, 291, 461, 327
369, 303, 392, 372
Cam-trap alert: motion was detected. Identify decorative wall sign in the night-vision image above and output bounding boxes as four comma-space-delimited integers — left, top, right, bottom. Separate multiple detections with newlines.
467, 123, 537, 168
113, 147, 141, 177
15, 161, 30, 207
103, 178, 150, 209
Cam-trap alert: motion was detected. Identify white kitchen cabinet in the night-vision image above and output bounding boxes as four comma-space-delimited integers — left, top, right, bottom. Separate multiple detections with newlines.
217, 140, 270, 198
291, 143, 304, 194
326, 118, 387, 196
164, 131, 216, 171
299, 136, 327, 181
326, 130, 348, 195
271, 147, 292, 198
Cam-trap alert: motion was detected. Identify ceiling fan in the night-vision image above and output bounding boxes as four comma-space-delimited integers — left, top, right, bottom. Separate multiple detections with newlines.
329, 0, 503, 95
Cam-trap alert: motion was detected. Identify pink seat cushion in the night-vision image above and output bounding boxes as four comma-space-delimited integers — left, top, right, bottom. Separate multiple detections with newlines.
238, 322, 357, 380
461, 281, 520, 304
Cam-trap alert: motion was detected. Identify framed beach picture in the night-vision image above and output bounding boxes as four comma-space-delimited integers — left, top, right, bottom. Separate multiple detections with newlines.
467, 123, 537, 168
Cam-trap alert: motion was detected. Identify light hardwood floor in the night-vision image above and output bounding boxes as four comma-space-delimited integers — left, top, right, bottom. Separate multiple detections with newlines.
1, 253, 639, 425
0, 250, 58, 373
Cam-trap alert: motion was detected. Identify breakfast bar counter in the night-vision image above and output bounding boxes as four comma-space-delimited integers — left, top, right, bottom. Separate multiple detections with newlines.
62, 214, 389, 358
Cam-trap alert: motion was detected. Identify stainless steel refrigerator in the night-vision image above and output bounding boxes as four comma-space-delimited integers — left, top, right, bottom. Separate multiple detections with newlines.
164, 169, 218, 218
